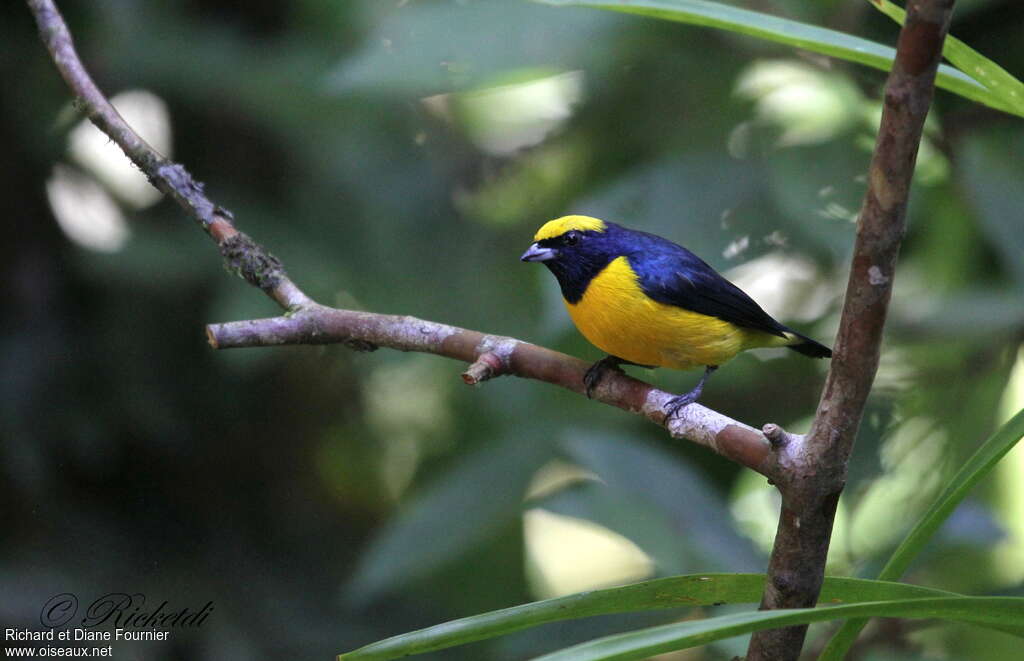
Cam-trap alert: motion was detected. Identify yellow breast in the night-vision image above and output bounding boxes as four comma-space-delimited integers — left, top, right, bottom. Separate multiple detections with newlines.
564, 256, 770, 370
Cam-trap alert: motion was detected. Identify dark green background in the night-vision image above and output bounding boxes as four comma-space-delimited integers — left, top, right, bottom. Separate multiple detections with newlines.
3, 1, 1024, 659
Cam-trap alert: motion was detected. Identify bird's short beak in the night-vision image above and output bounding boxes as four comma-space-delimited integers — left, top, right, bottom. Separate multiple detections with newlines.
520, 243, 557, 262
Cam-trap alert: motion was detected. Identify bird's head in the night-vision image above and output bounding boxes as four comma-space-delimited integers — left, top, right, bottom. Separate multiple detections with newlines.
520, 215, 611, 263
521, 215, 619, 302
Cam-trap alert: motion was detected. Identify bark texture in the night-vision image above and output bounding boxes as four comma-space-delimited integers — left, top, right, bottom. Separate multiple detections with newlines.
746, 2, 957, 659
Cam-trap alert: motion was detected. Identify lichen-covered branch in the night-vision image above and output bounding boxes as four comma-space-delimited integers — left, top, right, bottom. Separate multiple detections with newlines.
28, 0, 781, 477
746, 1, 957, 659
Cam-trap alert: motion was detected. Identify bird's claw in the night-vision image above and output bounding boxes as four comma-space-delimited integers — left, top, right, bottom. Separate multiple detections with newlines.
662, 365, 717, 427
663, 392, 698, 426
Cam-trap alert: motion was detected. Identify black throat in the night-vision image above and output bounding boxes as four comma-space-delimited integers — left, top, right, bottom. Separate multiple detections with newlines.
544, 251, 616, 304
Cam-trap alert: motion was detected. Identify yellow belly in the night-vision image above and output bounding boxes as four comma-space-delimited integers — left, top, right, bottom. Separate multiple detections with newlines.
564, 256, 784, 370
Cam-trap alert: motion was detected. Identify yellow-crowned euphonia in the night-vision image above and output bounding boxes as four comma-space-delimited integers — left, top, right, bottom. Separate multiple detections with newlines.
521, 215, 831, 419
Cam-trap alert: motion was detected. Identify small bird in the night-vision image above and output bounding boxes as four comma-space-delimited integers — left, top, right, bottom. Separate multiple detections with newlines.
521, 215, 831, 420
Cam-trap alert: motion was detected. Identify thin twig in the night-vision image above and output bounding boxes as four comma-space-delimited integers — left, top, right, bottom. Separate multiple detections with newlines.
26, 0, 311, 311
27, 0, 781, 477
746, 1, 957, 660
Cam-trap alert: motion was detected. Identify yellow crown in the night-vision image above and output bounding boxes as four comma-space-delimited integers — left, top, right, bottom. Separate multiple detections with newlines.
533, 215, 607, 241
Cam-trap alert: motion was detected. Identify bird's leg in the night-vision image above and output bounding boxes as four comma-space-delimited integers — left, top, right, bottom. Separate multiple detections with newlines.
583, 355, 656, 398
664, 365, 719, 424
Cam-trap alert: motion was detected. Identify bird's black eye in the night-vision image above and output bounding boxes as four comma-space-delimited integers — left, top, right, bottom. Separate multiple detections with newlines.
564, 231, 580, 246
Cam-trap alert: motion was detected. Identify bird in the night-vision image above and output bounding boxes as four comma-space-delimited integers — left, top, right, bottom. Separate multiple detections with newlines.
520, 215, 831, 421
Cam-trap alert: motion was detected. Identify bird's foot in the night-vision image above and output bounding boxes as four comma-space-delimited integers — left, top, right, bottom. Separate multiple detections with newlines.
663, 365, 718, 427
584, 356, 624, 399
664, 391, 700, 423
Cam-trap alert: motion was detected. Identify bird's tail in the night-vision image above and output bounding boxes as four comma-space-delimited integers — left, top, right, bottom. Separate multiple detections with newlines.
783, 331, 832, 359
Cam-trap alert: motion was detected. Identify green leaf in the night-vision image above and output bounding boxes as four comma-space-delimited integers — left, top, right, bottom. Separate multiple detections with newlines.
535, 0, 1023, 117
820, 407, 1024, 660
328, 1, 618, 96
337, 574, 968, 660
563, 433, 764, 572
531, 597, 1024, 661
959, 135, 1024, 288
867, 0, 1024, 117
344, 438, 552, 603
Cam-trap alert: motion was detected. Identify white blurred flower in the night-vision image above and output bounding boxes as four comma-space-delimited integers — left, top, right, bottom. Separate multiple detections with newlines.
46, 165, 128, 253
425, 70, 585, 155
735, 60, 862, 146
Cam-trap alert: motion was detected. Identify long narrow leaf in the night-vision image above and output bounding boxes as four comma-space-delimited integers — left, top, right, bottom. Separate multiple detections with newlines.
532, 597, 1024, 661
867, 0, 1024, 116
821, 408, 1024, 660
536, 0, 1022, 117
339, 574, 963, 660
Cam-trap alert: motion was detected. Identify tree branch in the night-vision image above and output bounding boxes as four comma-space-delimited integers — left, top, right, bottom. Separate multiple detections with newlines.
206, 307, 778, 474
746, 1, 956, 660
27, 0, 781, 477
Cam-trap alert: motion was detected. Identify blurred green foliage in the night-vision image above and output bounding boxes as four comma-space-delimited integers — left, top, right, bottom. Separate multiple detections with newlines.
3, 1, 1024, 659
